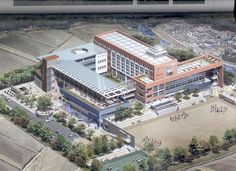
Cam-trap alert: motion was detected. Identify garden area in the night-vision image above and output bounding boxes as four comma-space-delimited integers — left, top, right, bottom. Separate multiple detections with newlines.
113, 101, 144, 122
174, 88, 200, 102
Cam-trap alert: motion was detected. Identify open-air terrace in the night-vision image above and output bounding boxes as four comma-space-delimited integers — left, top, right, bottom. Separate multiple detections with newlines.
177, 56, 220, 74
66, 88, 123, 110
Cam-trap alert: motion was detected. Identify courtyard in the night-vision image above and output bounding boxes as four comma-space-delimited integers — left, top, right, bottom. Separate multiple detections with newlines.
125, 97, 236, 149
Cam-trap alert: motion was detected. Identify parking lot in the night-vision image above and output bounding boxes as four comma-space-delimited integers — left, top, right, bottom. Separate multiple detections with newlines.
0, 93, 79, 141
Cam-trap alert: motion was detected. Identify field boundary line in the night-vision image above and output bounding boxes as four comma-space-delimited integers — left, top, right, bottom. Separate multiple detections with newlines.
0, 43, 37, 63
179, 150, 236, 171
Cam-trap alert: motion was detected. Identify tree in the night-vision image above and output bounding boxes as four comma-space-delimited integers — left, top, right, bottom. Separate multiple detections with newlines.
0, 97, 8, 114
133, 101, 144, 116
73, 125, 86, 137
101, 135, 110, 153
167, 47, 195, 62
86, 145, 94, 158
37, 95, 52, 111
224, 71, 236, 86
93, 136, 103, 155
139, 159, 148, 171
126, 107, 134, 117
209, 135, 221, 153
68, 118, 76, 129
198, 140, 210, 156
73, 143, 89, 167
13, 116, 29, 128
123, 164, 137, 171
147, 156, 159, 171
27, 121, 36, 133
143, 142, 156, 153
116, 134, 124, 148
156, 148, 173, 164
52, 135, 67, 151
224, 128, 236, 144
41, 127, 53, 142
110, 138, 117, 150
174, 92, 182, 100
188, 136, 200, 158
91, 159, 102, 171
173, 147, 187, 163
86, 129, 95, 141
153, 148, 172, 170
11, 106, 28, 118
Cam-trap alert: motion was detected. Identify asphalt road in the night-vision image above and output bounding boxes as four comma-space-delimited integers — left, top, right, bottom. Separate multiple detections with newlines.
0, 94, 79, 142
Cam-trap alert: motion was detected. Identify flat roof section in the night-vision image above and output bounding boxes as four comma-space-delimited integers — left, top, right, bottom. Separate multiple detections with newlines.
98, 31, 173, 65
177, 56, 221, 74
37, 42, 106, 61
137, 76, 154, 84
52, 60, 119, 93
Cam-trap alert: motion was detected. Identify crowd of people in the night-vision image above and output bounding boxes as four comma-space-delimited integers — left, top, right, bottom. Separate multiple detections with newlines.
169, 111, 189, 122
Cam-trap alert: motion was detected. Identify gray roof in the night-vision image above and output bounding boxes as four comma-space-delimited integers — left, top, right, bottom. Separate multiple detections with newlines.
51, 60, 118, 92
37, 42, 106, 61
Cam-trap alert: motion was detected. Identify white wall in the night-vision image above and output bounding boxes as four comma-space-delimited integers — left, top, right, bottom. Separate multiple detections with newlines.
0, 0, 234, 13
95, 52, 108, 74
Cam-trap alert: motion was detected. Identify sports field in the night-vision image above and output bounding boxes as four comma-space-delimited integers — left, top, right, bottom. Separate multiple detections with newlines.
125, 97, 236, 149
102, 150, 148, 171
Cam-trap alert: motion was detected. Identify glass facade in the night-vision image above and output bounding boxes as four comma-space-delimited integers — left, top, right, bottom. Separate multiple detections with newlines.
165, 73, 205, 94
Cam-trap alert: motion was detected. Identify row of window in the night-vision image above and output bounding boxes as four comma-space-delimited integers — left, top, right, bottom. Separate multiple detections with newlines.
166, 73, 205, 94
98, 65, 106, 70
112, 51, 149, 78
97, 58, 106, 64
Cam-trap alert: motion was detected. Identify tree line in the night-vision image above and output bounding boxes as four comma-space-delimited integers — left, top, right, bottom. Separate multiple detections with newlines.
124, 131, 236, 171
0, 65, 39, 90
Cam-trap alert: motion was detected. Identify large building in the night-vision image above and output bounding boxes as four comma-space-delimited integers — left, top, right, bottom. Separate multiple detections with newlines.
35, 30, 224, 122
94, 30, 224, 103
35, 43, 135, 123
0, 0, 234, 13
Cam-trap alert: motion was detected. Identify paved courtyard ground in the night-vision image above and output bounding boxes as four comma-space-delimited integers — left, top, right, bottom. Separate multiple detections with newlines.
125, 97, 236, 149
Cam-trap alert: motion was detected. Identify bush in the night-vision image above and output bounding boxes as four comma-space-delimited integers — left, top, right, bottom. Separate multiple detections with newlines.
183, 95, 190, 100
167, 48, 195, 62
173, 147, 187, 163
37, 96, 52, 111
192, 93, 199, 97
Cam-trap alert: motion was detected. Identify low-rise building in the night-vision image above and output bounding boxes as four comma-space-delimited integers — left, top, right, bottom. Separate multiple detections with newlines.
35, 43, 135, 123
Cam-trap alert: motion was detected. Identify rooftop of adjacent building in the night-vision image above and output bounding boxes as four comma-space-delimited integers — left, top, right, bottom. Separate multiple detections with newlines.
95, 30, 174, 65
37, 42, 106, 61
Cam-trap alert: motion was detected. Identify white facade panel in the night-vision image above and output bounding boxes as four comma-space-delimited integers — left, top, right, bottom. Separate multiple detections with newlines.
0, 0, 234, 13
95, 52, 108, 74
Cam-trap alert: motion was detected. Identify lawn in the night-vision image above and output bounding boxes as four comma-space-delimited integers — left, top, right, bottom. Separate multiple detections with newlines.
125, 97, 236, 150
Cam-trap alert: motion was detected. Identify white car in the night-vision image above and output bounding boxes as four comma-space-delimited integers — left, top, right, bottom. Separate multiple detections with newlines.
45, 117, 54, 123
